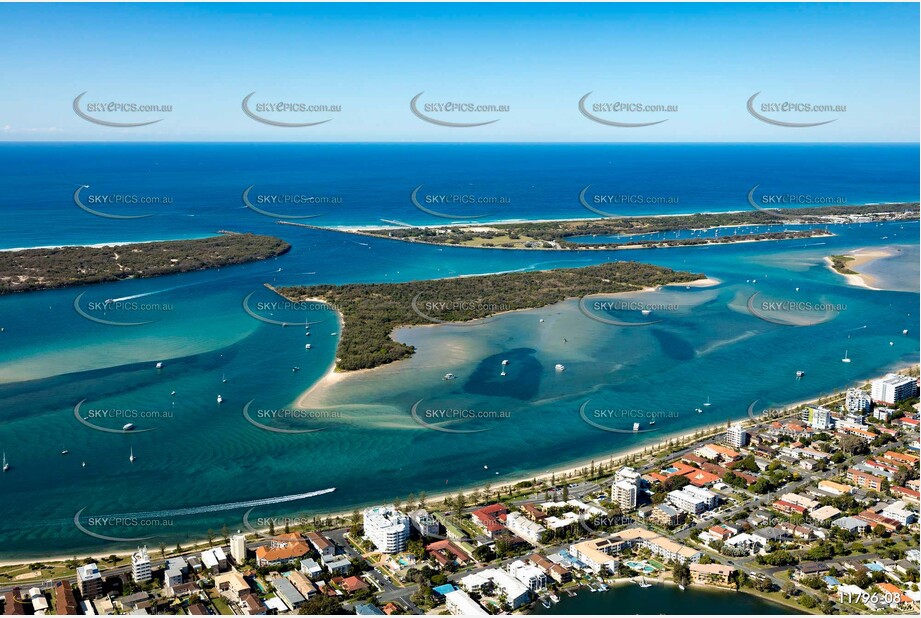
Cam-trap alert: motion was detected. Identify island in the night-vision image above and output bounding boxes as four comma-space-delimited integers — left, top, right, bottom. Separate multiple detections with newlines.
280, 261, 702, 371
0, 233, 291, 294
289, 202, 919, 251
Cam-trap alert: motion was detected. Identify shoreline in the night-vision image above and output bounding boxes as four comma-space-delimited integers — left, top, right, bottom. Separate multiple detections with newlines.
824, 247, 895, 290
1, 363, 915, 569
290, 277, 722, 406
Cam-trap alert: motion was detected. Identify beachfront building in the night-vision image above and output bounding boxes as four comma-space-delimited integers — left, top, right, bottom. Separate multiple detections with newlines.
255, 532, 311, 567
725, 423, 749, 449
689, 563, 736, 588
802, 406, 833, 430
505, 511, 546, 545
459, 568, 530, 610
131, 546, 152, 583
569, 537, 621, 574
845, 389, 872, 414
230, 534, 247, 564
363, 505, 411, 554
871, 374, 918, 405
615, 527, 702, 564
507, 560, 547, 591
409, 509, 440, 537
76, 563, 103, 599
201, 547, 228, 574
445, 589, 488, 615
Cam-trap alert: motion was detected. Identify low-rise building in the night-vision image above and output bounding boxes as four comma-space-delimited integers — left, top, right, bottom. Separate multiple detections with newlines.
689, 563, 736, 588
201, 547, 228, 574
507, 560, 547, 591
408, 509, 440, 537
255, 532, 311, 567
650, 503, 683, 528
569, 538, 621, 574
271, 576, 306, 611
505, 511, 546, 545
445, 589, 488, 615
667, 486, 718, 514
881, 501, 918, 525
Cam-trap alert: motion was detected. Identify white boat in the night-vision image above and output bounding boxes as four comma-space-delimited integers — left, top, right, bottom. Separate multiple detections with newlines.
641, 309, 652, 315
796, 370, 805, 378
539, 319, 545, 323
501, 359, 509, 365
703, 396, 711, 406
695, 408, 703, 414
61, 445, 69, 455
155, 362, 163, 369
292, 366, 300, 372
549, 594, 560, 603
632, 422, 640, 431
217, 395, 223, 404
903, 329, 909, 335
841, 350, 851, 363
123, 423, 135, 431
649, 420, 656, 425
541, 599, 551, 609
678, 584, 685, 591
638, 576, 651, 588
443, 373, 456, 380
330, 332, 338, 336
2, 453, 9, 472
82, 461, 86, 468
305, 331, 311, 336
555, 364, 566, 372
222, 372, 227, 383
305, 344, 312, 349
129, 448, 136, 463
170, 390, 176, 396
500, 371, 506, 376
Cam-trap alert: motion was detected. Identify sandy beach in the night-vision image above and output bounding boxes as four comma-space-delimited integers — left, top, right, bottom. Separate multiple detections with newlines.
825, 248, 894, 290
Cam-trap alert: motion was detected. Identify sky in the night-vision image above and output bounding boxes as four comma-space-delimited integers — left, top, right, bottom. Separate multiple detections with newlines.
0, 2, 918, 142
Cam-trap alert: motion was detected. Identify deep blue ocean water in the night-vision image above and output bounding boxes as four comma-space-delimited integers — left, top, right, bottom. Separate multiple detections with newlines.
0, 143, 917, 558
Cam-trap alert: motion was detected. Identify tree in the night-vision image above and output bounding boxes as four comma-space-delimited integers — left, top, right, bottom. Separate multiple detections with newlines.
672, 561, 690, 587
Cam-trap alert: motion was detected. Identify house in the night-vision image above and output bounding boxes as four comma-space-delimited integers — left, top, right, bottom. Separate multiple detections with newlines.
300, 558, 323, 579
3, 589, 30, 616
255, 533, 310, 567
810, 505, 842, 523
339, 576, 369, 595
355, 603, 386, 615
306, 531, 336, 559
833, 516, 870, 534
201, 547, 228, 574
689, 563, 736, 588
702, 525, 735, 544
270, 576, 305, 611
426, 539, 473, 568
239, 593, 266, 616
818, 480, 854, 496
52, 581, 78, 616
214, 570, 250, 602
528, 553, 571, 584
471, 504, 508, 538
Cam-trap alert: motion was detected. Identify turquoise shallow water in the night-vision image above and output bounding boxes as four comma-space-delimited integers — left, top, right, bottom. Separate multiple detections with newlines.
0, 144, 917, 558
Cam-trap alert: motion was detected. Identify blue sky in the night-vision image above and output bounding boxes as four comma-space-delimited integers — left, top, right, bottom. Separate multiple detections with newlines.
0, 2, 917, 142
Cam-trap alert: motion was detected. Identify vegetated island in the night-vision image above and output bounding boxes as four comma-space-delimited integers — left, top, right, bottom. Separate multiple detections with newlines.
0, 233, 291, 294
280, 261, 702, 371
289, 202, 919, 250
828, 254, 858, 275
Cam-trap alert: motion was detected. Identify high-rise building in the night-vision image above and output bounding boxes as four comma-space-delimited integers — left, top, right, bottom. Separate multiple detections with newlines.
363, 506, 410, 554
725, 424, 749, 449
871, 374, 918, 405
76, 563, 103, 599
612, 466, 640, 510
801, 406, 833, 430
845, 388, 872, 414
230, 534, 247, 564
131, 546, 152, 583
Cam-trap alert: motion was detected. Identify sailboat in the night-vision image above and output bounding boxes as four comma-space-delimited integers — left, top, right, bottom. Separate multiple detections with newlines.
703, 396, 712, 407
129, 448, 136, 463
61, 444, 69, 455
638, 576, 651, 588
841, 350, 851, 363
221, 372, 227, 384
2, 452, 9, 472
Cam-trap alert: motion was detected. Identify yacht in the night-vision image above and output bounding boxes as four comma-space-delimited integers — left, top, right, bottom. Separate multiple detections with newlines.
61, 445, 69, 455
222, 372, 227, 383
649, 420, 656, 425
170, 390, 176, 396
549, 594, 560, 603
903, 329, 909, 335
82, 461, 86, 468
2, 453, 9, 472
678, 584, 685, 591
501, 359, 509, 365
217, 395, 224, 404
305, 344, 312, 349
541, 599, 551, 609
305, 331, 311, 336
796, 370, 805, 378
555, 364, 566, 372
703, 396, 711, 406
443, 373, 456, 380
129, 448, 136, 463
641, 309, 652, 315
292, 366, 300, 372
632, 422, 640, 432
841, 350, 851, 363
155, 362, 163, 369
695, 408, 703, 414
638, 576, 651, 588
123, 423, 135, 431
500, 371, 506, 376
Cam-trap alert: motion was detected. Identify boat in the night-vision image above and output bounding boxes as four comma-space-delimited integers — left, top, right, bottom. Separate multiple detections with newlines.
796, 370, 805, 378
541, 599, 551, 609
549, 594, 560, 603
305, 344, 312, 349
597, 583, 608, 591
695, 408, 703, 414
638, 576, 651, 588
222, 372, 227, 383
649, 420, 656, 425
123, 423, 135, 431
305, 331, 311, 336
632, 422, 640, 431
903, 329, 909, 335
61, 445, 69, 455
501, 359, 509, 365
292, 366, 300, 372
443, 373, 456, 380
2, 453, 9, 472
678, 584, 685, 591
155, 362, 163, 369
555, 364, 566, 372
841, 350, 851, 363
703, 396, 711, 406
641, 309, 652, 315
170, 390, 176, 396
217, 395, 223, 404
82, 461, 86, 468
539, 319, 545, 323
500, 371, 506, 376
129, 448, 136, 463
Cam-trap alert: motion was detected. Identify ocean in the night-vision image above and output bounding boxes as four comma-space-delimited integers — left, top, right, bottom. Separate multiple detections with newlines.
0, 143, 917, 558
